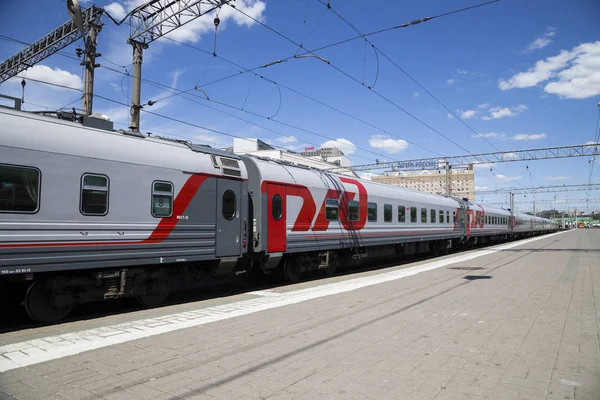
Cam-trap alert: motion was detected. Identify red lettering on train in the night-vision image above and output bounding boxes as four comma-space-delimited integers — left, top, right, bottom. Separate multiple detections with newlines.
339, 177, 368, 231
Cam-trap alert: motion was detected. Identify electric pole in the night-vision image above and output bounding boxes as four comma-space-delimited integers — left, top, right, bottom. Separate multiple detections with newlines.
129, 40, 146, 131
82, 21, 101, 116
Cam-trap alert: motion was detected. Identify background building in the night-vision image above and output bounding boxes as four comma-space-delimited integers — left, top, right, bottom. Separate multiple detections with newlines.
224, 138, 357, 177
297, 147, 351, 167
371, 163, 475, 200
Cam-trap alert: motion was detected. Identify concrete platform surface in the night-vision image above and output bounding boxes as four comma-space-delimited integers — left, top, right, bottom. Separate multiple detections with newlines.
0, 230, 599, 400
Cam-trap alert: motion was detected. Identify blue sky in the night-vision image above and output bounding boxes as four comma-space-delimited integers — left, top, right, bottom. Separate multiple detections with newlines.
1, 0, 600, 213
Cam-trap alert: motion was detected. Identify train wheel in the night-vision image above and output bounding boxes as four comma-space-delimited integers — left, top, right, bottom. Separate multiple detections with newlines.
25, 281, 73, 323
136, 292, 169, 307
135, 273, 169, 307
324, 262, 338, 278
283, 259, 302, 283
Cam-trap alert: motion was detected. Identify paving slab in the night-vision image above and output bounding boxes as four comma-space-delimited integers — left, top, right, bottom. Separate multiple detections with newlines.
1, 230, 599, 399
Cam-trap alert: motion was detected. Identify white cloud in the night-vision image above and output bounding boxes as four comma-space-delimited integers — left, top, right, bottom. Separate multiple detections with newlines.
447, 113, 454, 119
544, 176, 572, 180
459, 104, 527, 121
480, 104, 527, 120
142, 69, 183, 112
512, 133, 547, 140
320, 138, 357, 155
358, 172, 379, 180
472, 132, 506, 139
473, 162, 495, 169
118, 0, 266, 44
524, 28, 556, 52
195, 133, 218, 143
105, 2, 127, 20
446, 78, 456, 85
501, 152, 520, 160
413, 92, 420, 98
8, 65, 81, 90
495, 174, 522, 181
368, 135, 408, 154
461, 109, 477, 119
274, 136, 298, 144
456, 69, 469, 75
585, 141, 600, 145
499, 41, 600, 99
475, 186, 489, 190
499, 49, 573, 90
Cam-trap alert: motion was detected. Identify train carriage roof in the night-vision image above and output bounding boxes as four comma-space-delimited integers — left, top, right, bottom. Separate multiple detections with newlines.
1, 107, 247, 178
243, 155, 462, 207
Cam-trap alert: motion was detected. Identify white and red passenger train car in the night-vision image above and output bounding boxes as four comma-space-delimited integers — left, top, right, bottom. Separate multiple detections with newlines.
0, 104, 558, 321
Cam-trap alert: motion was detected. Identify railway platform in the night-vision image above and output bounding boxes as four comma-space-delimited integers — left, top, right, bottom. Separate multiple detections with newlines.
0, 229, 599, 400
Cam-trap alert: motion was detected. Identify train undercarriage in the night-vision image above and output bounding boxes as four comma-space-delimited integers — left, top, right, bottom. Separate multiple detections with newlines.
1, 230, 555, 323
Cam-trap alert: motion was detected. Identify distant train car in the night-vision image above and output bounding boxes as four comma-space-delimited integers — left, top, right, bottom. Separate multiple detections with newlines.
464, 202, 511, 244
242, 155, 465, 281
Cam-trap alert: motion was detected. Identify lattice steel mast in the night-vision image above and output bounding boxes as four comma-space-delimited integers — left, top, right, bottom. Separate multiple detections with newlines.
346, 143, 600, 172
127, 0, 235, 132
0, 4, 104, 116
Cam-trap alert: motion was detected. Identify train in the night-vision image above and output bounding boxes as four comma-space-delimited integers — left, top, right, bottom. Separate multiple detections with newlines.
0, 105, 559, 322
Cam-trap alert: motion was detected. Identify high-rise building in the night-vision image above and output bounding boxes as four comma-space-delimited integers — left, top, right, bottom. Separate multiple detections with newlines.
371, 164, 475, 200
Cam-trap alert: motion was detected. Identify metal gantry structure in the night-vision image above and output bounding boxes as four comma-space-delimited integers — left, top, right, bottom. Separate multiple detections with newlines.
127, 0, 234, 131
477, 183, 600, 195
0, 5, 104, 115
346, 143, 600, 172
0, 0, 233, 125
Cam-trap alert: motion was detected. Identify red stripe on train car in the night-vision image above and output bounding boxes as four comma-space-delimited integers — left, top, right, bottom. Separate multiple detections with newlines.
0, 173, 243, 249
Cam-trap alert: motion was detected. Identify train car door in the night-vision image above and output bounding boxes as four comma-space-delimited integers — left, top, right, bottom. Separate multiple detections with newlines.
216, 179, 242, 257
457, 206, 468, 237
267, 184, 287, 253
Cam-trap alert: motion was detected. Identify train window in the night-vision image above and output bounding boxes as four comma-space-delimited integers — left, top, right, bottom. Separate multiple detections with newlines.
80, 174, 109, 216
152, 181, 173, 217
439, 210, 444, 224
446, 211, 450, 224
325, 198, 339, 221
421, 208, 427, 223
368, 202, 377, 222
272, 194, 282, 221
222, 190, 237, 221
431, 209, 436, 223
0, 164, 40, 213
398, 206, 406, 223
410, 207, 417, 223
453, 211, 456, 223
348, 200, 360, 221
383, 204, 392, 222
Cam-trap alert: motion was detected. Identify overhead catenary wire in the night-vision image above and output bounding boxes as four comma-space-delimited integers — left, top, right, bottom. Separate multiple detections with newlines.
151, 36, 442, 157
11, 75, 382, 166
100, 61, 445, 162
230, 3, 490, 155
2, 2, 510, 175
0, 33, 383, 163
318, 0, 543, 191
103, 65, 407, 164
229, 1, 526, 189
0, 27, 413, 165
